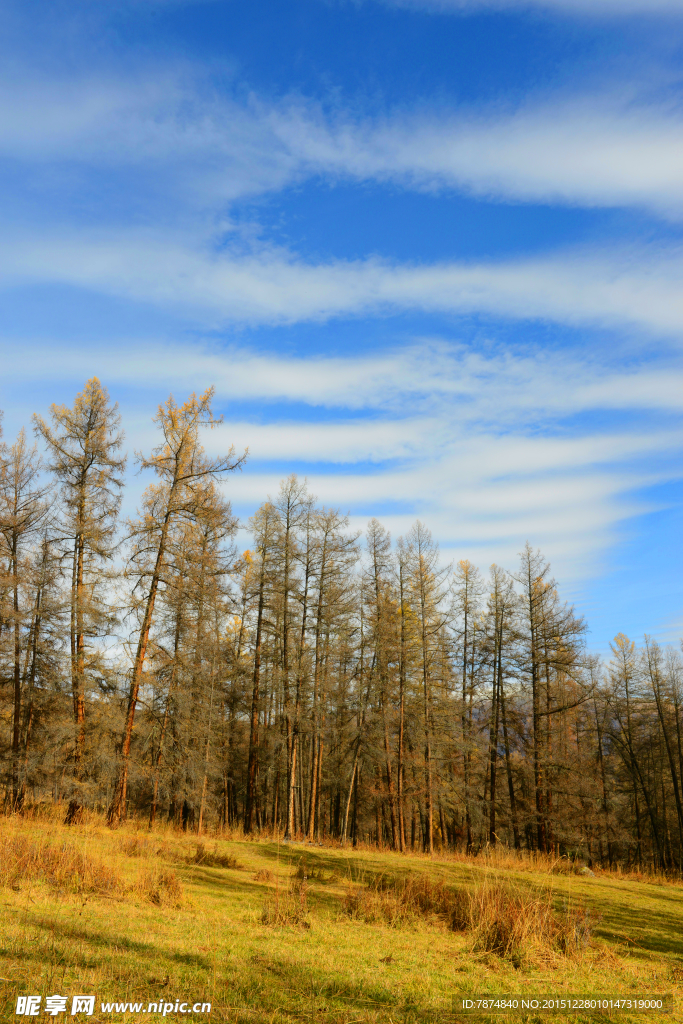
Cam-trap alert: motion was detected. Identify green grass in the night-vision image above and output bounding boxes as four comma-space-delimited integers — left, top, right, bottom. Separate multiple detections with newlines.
0, 810, 681, 1023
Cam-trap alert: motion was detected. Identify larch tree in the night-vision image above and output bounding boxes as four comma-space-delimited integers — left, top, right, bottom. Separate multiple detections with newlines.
404, 521, 449, 855
244, 502, 278, 833
484, 564, 517, 846
0, 430, 50, 808
365, 518, 399, 848
271, 475, 314, 838
451, 558, 484, 851
514, 543, 554, 851
107, 388, 245, 825
16, 531, 64, 809
306, 506, 358, 841
644, 637, 683, 858
34, 378, 125, 823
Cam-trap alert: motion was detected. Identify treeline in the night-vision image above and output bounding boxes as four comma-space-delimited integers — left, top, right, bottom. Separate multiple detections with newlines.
2, 379, 683, 871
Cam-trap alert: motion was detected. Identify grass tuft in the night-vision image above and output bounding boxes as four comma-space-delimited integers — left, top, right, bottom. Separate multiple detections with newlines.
451, 877, 596, 964
0, 831, 124, 896
294, 858, 333, 883
118, 835, 154, 858
0, 827, 185, 907
137, 867, 184, 907
261, 878, 311, 928
190, 841, 243, 869
344, 871, 595, 964
344, 872, 454, 927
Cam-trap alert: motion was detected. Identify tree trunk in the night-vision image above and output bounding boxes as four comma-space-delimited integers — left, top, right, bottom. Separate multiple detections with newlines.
245, 562, 266, 832
107, 513, 172, 825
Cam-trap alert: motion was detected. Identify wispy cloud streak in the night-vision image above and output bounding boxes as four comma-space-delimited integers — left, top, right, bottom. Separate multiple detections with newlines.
2, 74, 683, 219
2, 231, 682, 336
5, 334, 682, 588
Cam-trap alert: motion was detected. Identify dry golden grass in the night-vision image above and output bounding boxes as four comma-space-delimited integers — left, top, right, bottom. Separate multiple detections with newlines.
139, 866, 184, 907
261, 877, 311, 927
0, 817, 184, 907
0, 829, 125, 896
0, 807, 681, 1023
344, 872, 455, 927
450, 877, 596, 965
435, 842, 683, 886
190, 840, 243, 870
344, 870, 595, 966
294, 857, 336, 883
117, 834, 156, 858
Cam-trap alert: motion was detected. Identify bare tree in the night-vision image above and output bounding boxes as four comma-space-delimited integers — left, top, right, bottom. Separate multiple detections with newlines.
34, 378, 125, 822
404, 522, 449, 855
0, 430, 50, 807
107, 389, 245, 825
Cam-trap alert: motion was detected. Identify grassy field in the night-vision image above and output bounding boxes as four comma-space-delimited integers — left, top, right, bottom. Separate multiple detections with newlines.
0, 810, 681, 1024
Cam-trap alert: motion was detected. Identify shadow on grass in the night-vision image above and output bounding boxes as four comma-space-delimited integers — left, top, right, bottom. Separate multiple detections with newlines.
180, 862, 353, 919
253, 844, 410, 884
589, 894, 683, 957
18, 913, 213, 972
7, 923, 443, 1023
223, 951, 444, 1022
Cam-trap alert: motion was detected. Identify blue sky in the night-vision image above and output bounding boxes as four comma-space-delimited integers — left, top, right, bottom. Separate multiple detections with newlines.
1, 0, 683, 650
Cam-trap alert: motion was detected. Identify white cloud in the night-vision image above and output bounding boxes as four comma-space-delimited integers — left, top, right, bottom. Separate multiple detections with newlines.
2, 229, 683, 337
6, 333, 682, 591
275, 96, 683, 221
202, 417, 682, 471
224, 459, 661, 587
0, 76, 300, 207
7, 335, 683, 420
0, 36, 681, 603
2, 71, 683, 220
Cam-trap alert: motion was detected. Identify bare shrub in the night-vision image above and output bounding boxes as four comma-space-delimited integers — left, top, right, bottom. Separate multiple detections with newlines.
0, 832, 123, 896
451, 879, 595, 964
191, 841, 243, 870
255, 868, 274, 882
261, 879, 310, 927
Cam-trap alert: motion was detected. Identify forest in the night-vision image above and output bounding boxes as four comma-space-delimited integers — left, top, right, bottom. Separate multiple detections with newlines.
2, 377, 683, 873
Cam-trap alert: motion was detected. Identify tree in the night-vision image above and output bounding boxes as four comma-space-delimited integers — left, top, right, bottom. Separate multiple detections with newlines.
608, 633, 660, 867
15, 532, 64, 810
306, 507, 358, 840
365, 519, 398, 848
244, 502, 278, 832
514, 544, 586, 851
404, 522, 449, 855
484, 564, 517, 846
34, 378, 125, 822
0, 430, 50, 808
644, 637, 683, 861
107, 389, 245, 825
451, 559, 484, 852
271, 475, 313, 838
